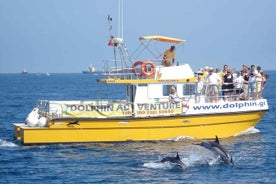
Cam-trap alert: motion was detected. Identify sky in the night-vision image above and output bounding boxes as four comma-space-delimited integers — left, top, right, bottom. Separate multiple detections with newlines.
0, 0, 275, 73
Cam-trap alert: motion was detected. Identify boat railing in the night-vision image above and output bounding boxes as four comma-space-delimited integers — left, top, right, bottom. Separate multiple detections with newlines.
102, 59, 161, 80
195, 80, 265, 103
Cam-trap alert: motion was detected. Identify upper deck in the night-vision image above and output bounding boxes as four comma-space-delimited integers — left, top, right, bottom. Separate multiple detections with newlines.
98, 64, 196, 84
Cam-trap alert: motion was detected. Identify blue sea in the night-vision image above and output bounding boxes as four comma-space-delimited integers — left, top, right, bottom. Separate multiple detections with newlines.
0, 72, 275, 184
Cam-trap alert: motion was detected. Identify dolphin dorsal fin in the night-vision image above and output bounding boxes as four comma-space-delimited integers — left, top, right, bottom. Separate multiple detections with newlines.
215, 135, 220, 144
176, 152, 180, 159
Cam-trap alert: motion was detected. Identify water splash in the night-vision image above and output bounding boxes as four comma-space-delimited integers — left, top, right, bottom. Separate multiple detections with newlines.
167, 136, 195, 142
234, 127, 260, 137
0, 139, 17, 147
143, 144, 222, 170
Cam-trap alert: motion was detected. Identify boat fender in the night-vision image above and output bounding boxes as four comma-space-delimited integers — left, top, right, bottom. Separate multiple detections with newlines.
141, 61, 156, 77
25, 108, 39, 127
38, 117, 48, 127
132, 61, 143, 76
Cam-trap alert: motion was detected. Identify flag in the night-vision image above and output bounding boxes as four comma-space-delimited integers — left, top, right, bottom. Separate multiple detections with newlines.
108, 36, 114, 46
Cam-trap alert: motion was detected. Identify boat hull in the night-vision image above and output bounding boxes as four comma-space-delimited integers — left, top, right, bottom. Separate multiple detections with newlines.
14, 110, 267, 145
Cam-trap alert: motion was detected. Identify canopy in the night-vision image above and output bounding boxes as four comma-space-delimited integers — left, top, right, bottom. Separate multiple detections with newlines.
139, 35, 186, 43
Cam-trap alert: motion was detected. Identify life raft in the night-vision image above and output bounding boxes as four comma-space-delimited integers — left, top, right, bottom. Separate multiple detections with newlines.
132, 61, 143, 76
141, 61, 156, 77
132, 60, 156, 77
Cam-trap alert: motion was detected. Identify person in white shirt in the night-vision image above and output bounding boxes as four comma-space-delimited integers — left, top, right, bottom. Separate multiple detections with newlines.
249, 65, 257, 99
205, 68, 221, 102
255, 66, 263, 99
169, 86, 180, 102
234, 72, 244, 100
195, 76, 204, 103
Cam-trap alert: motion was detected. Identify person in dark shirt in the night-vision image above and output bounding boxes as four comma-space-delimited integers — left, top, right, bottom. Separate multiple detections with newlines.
222, 70, 234, 101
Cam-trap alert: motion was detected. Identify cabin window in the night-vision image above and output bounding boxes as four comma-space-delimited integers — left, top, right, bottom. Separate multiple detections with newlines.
163, 85, 176, 96
182, 83, 195, 96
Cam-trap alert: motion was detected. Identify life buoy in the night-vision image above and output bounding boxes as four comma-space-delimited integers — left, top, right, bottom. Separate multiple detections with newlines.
132, 61, 143, 76
141, 61, 156, 77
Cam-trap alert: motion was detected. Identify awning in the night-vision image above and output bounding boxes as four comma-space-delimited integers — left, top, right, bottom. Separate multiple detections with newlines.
139, 35, 186, 43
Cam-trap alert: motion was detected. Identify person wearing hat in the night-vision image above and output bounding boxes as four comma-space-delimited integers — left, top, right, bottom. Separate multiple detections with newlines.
202, 66, 209, 80
162, 46, 175, 67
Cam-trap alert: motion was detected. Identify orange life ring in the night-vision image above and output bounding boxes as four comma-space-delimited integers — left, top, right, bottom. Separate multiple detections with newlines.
141, 61, 156, 77
132, 61, 143, 76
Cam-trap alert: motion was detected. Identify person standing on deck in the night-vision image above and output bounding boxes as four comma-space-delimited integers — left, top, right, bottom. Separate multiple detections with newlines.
195, 75, 204, 103
205, 68, 221, 103
249, 65, 258, 100
241, 64, 249, 100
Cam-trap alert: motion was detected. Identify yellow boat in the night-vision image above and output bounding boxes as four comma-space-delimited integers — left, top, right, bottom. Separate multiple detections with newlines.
13, 35, 269, 145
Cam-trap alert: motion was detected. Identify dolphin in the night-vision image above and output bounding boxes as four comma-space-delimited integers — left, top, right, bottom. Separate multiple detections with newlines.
160, 152, 183, 165
200, 136, 234, 164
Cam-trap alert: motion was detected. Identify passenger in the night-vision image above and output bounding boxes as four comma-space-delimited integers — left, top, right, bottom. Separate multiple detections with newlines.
222, 70, 234, 101
249, 65, 257, 100
162, 46, 175, 67
223, 65, 229, 76
169, 86, 181, 102
230, 68, 237, 79
195, 75, 204, 103
205, 68, 220, 103
195, 68, 204, 77
202, 66, 209, 80
260, 73, 269, 98
241, 65, 249, 100
216, 68, 224, 98
241, 64, 248, 74
233, 72, 244, 100
255, 66, 263, 99
216, 68, 224, 85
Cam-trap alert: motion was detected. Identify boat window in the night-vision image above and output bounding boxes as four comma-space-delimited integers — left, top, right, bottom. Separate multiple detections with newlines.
183, 83, 195, 96
163, 85, 176, 96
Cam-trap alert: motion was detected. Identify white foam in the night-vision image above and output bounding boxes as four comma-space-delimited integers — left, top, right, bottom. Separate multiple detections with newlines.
143, 145, 222, 170
0, 139, 17, 147
234, 127, 260, 137
167, 136, 195, 142
143, 162, 170, 169
180, 146, 221, 167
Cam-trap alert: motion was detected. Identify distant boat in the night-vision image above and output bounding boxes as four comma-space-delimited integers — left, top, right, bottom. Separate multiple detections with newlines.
21, 69, 28, 74
82, 65, 100, 74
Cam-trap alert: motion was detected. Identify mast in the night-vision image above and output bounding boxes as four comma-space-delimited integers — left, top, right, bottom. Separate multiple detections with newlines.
118, 0, 123, 38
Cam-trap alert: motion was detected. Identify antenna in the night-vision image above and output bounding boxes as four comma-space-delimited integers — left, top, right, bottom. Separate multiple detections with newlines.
118, 0, 123, 38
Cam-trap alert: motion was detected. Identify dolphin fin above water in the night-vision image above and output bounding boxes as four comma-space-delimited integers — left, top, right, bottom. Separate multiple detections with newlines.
160, 152, 183, 165
200, 136, 234, 165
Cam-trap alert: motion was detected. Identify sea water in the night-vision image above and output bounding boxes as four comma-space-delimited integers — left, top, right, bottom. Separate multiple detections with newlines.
0, 72, 276, 183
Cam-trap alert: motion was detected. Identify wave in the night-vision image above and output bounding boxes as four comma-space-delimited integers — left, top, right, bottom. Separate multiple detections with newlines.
166, 136, 196, 142
0, 139, 17, 147
234, 127, 260, 137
